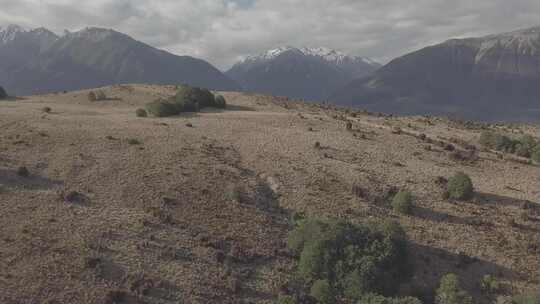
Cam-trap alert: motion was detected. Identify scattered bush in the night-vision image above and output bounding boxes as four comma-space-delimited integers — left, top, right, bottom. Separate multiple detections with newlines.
479, 131, 515, 152
359, 293, 422, 304
17, 166, 30, 177
288, 219, 409, 302
135, 108, 147, 117
96, 90, 107, 100
447, 172, 474, 200
0, 86, 8, 99
174, 85, 214, 109
88, 91, 97, 101
480, 131, 540, 161
275, 295, 297, 304
435, 274, 473, 304
42, 107, 52, 113
145, 100, 179, 117
215, 95, 227, 109
310, 279, 335, 304
127, 138, 141, 145
480, 274, 500, 294
512, 293, 540, 304
532, 150, 540, 163
392, 190, 414, 215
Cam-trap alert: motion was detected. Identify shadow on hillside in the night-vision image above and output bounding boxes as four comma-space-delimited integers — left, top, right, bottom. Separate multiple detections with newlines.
202, 104, 256, 112
409, 242, 521, 302
0, 96, 23, 101
473, 192, 533, 208
0, 168, 63, 190
414, 206, 472, 225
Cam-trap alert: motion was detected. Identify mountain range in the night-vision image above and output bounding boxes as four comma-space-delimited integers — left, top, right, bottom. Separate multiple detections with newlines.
0, 25, 239, 96
226, 46, 380, 101
331, 26, 540, 122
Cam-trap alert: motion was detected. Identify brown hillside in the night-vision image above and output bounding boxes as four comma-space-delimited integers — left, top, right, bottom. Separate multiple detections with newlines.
0, 84, 539, 303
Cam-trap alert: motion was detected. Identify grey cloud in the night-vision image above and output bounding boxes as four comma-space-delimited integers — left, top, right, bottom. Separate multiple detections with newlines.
1, 0, 540, 69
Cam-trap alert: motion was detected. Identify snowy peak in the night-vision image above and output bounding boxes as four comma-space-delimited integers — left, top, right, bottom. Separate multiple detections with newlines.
240, 46, 379, 67
65, 27, 124, 41
0, 24, 59, 46
0, 24, 28, 43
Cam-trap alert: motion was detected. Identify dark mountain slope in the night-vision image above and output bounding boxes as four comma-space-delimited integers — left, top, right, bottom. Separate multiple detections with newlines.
0, 26, 239, 95
332, 27, 540, 122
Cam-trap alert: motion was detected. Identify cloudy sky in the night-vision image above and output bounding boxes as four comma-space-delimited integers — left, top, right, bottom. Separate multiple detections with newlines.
2, 0, 540, 69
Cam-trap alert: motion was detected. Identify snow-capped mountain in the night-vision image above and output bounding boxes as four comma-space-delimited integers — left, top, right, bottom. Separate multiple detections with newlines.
0, 25, 238, 95
227, 46, 380, 101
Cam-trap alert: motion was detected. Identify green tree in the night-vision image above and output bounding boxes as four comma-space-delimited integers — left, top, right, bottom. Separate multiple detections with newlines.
310, 279, 335, 304
447, 172, 474, 200
435, 274, 473, 304
392, 190, 414, 214
0, 86, 7, 99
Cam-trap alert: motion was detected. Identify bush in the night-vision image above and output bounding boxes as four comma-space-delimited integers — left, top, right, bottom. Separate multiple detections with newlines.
532, 147, 540, 163
135, 108, 147, 117
145, 100, 179, 117
42, 107, 52, 113
215, 95, 227, 109
515, 143, 531, 158
359, 293, 422, 304
512, 293, 540, 304
447, 172, 474, 200
17, 166, 30, 177
96, 90, 106, 100
480, 274, 500, 294
0, 86, 7, 99
310, 279, 335, 304
392, 190, 414, 215
174, 85, 214, 109
127, 138, 141, 145
435, 274, 473, 304
288, 219, 409, 302
275, 295, 297, 304
88, 91, 97, 101
479, 131, 515, 152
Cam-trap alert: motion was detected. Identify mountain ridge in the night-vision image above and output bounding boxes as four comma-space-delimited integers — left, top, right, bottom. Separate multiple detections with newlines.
331, 26, 540, 122
0, 25, 239, 95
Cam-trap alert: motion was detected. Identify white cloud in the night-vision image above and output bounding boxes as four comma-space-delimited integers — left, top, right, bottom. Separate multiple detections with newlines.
1, 0, 540, 69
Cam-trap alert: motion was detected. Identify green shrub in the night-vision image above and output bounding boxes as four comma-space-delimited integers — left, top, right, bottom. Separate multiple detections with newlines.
532, 146, 540, 163
479, 131, 515, 152
0, 86, 7, 99
359, 293, 422, 304
392, 190, 414, 215
275, 295, 297, 304
96, 90, 106, 100
310, 279, 335, 304
127, 138, 141, 145
145, 100, 179, 117
288, 219, 409, 302
480, 274, 500, 294
515, 143, 531, 158
215, 94, 227, 109
512, 293, 540, 304
435, 274, 473, 304
174, 85, 214, 110
88, 91, 97, 101
135, 108, 147, 117
447, 172, 474, 200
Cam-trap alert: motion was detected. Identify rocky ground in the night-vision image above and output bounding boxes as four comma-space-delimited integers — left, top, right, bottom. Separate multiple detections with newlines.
0, 84, 539, 304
